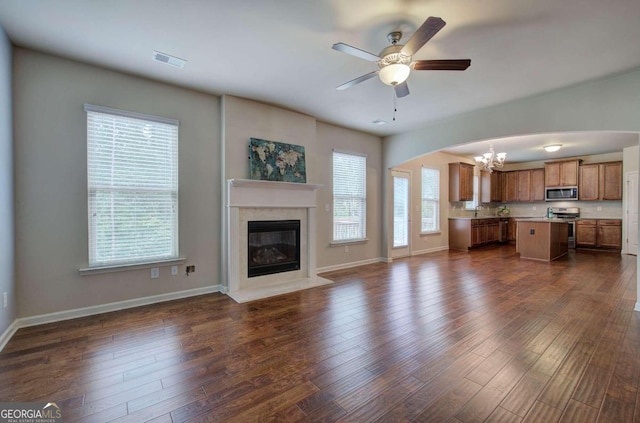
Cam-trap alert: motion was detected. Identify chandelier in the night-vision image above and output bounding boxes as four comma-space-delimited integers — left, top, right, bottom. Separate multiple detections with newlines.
474, 145, 506, 173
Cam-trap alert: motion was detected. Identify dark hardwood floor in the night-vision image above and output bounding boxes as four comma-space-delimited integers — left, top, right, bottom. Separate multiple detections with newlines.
1, 245, 638, 422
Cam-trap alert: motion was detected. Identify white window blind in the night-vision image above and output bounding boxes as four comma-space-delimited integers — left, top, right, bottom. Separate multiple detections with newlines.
421, 167, 440, 232
333, 151, 366, 241
85, 104, 179, 267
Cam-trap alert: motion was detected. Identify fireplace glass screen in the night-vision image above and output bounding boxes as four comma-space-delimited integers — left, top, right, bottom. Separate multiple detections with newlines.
248, 220, 301, 277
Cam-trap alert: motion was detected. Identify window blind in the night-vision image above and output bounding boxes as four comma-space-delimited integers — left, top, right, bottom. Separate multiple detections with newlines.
421, 167, 440, 232
333, 151, 366, 241
86, 105, 179, 267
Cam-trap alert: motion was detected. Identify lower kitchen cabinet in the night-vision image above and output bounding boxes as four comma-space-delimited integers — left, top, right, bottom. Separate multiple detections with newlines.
449, 218, 506, 250
576, 219, 621, 250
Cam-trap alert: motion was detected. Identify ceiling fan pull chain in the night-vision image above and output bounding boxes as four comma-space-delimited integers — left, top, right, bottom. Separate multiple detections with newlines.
393, 92, 398, 121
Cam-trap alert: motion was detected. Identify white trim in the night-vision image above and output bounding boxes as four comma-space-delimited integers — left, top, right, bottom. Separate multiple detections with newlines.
316, 257, 386, 273
13, 285, 222, 331
0, 320, 19, 352
84, 103, 179, 126
412, 246, 450, 256
329, 238, 368, 247
635, 302, 640, 312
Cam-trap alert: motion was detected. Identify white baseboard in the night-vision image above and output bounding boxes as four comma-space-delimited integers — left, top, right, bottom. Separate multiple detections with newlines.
411, 246, 449, 256
0, 285, 223, 351
635, 302, 640, 312
317, 257, 386, 273
0, 320, 18, 352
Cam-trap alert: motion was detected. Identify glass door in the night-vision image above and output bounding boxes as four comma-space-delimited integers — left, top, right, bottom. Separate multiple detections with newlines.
392, 170, 411, 258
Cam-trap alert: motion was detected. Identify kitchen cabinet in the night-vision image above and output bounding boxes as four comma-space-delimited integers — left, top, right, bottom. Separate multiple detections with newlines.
517, 170, 531, 202
579, 161, 622, 201
600, 162, 622, 200
576, 219, 622, 250
449, 162, 474, 202
504, 171, 518, 202
545, 159, 579, 187
502, 169, 544, 203
508, 218, 517, 242
516, 218, 569, 261
531, 168, 545, 201
449, 218, 506, 250
579, 164, 599, 201
481, 170, 502, 203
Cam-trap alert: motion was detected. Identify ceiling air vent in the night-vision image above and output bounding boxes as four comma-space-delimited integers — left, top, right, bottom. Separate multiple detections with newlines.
152, 51, 187, 68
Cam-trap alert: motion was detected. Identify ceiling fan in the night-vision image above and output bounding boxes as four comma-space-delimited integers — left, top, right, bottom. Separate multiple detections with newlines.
332, 17, 471, 98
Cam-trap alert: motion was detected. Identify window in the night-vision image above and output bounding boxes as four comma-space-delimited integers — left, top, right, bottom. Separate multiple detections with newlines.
85, 104, 179, 268
421, 167, 440, 232
333, 151, 366, 241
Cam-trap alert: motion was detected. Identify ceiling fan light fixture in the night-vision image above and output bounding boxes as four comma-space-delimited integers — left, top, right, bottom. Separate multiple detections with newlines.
378, 63, 410, 86
544, 144, 562, 152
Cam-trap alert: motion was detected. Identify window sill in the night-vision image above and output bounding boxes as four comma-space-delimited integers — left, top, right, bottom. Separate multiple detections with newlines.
79, 257, 186, 276
420, 231, 441, 236
330, 239, 368, 247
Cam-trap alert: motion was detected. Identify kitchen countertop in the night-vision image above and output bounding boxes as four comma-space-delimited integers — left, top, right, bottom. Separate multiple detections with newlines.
514, 217, 572, 223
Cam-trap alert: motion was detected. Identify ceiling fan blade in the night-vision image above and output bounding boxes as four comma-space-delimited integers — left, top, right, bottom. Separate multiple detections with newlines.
332, 42, 380, 62
394, 81, 410, 98
336, 71, 379, 90
412, 59, 471, 71
401, 17, 446, 56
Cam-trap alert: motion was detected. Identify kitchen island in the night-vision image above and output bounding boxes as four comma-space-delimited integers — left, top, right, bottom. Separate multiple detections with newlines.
515, 218, 569, 261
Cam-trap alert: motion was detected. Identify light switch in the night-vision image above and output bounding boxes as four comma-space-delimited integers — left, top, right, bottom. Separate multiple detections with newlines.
325, 204, 330, 212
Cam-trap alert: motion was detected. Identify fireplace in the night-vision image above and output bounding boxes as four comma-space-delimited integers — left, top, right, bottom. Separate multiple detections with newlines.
248, 220, 301, 277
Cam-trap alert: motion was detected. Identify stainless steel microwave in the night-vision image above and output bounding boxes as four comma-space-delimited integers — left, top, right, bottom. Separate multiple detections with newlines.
545, 186, 578, 201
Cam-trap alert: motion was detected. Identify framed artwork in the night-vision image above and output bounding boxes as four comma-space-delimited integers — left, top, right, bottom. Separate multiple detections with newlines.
249, 138, 306, 183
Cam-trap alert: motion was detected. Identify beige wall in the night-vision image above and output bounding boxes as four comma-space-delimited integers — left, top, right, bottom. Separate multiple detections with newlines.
391, 152, 469, 256
13, 49, 221, 317
315, 122, 382, 269
0, 26, 14, 336
221, 96, 384, 275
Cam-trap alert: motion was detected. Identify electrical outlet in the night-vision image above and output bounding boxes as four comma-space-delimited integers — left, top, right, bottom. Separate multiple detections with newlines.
597, 206, 602, 211
186, 265, 195, 276
3, 292, 7, 309
171, 265, 178, 276
532, 206, 536, 210
344, 245, 349, 253
150, 267, 159, 279
325, 204, 330, 212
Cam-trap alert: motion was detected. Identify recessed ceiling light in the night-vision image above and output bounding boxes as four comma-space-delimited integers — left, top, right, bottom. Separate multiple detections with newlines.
152, 51, 187, 68
372, 119, 387, 125
544, 144, 562, 152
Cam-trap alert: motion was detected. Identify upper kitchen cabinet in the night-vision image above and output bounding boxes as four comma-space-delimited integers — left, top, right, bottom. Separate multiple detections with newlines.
531, 168, 545, 202
545, 159, 579, 187
600, 161, 623, 200
503, 171, 519, 202
449, 162, 474, 202
480, 170, 503, 203
579, 161, 622, 201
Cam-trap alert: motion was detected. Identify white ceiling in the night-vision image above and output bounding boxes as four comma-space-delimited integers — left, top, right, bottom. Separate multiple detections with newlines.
1, 0, 639, 161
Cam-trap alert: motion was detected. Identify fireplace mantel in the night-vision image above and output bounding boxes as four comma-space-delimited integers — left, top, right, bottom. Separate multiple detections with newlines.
227, 179, 322, 208
226, 179, 331, 303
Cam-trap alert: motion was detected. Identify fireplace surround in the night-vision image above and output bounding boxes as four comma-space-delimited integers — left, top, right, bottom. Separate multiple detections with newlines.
226, 179, 332, 302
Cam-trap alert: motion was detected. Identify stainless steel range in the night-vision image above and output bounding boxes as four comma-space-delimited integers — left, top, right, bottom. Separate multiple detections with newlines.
548, 207, 580, 248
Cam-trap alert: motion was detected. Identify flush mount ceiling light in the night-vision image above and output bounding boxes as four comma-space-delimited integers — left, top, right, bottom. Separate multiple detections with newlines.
543, 144, 562, 152
475, 144, 506, 173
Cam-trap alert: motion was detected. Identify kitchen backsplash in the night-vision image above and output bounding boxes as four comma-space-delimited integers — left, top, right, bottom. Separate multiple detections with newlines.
449, 201, 622, 218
